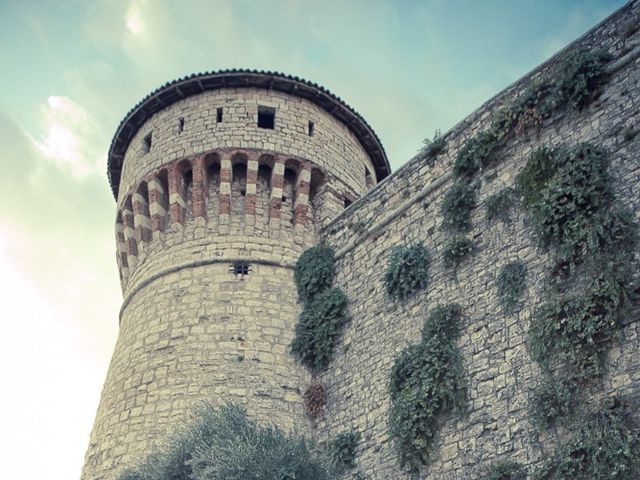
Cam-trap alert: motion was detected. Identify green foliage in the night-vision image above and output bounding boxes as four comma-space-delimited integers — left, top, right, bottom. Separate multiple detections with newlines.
530, 377, 577, 429
384, 243, 431, 301
443, 236, 474, 270
515, 146, 558, 208
291, 288, 350, 373
485, 187, 515, 224
418, 130, 446, 163
534, 397, 640, 480
484, 460, 527, 480
546, 49, 611, 112
295, 245, 335, 303
496, 261, 527, 313
326, 432, 360, 475
453, 130, 502, 178
454, 48, 609, 180
528, 262, 634, 380
441, 182, 477, 233
117, 404, 330, 480
389, 305, 466, 474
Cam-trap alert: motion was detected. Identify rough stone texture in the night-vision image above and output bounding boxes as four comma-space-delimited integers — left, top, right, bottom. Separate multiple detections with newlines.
84, 2, 640, 479
82, 88, 379, 479
317, 2, 640, 478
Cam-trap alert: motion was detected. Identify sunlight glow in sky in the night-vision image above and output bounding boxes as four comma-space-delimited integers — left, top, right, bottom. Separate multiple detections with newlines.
0, 1, 626, 478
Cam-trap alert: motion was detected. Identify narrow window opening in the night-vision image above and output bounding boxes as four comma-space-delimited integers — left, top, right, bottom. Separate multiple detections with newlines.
281, 196, 287, 202
142, 132, 152, 154
216, 107, 223, 123
178, 117, 185, 132
258, 106, 276, 129
308, 121, 315, 136
365, 167, 373, 189
343, 197, 353, 208
240, 188, 246, 196
230, 261, 251, 277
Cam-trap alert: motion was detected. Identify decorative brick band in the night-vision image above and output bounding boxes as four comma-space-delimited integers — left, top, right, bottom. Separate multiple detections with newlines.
169, 163, 187, 226
192, 156, 207, 219
219, 155, 232, 222
245, 156, 259, 216
148, 177, 167, 233
294, 165, 312, 226
270, 157, 285, 219
132, 192, 152, 244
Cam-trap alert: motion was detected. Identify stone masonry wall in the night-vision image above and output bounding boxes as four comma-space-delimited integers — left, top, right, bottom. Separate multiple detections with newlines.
84, 88, 382, 478
318, 2, 640, 478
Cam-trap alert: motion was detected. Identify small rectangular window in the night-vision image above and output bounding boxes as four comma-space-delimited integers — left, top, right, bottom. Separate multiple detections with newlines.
257, 106, 275, 129
230, 261, 251, 277
308, 121, 315, 136
142, 132, 152, 154
178, 117, 185, 132
216, 107, 223, 123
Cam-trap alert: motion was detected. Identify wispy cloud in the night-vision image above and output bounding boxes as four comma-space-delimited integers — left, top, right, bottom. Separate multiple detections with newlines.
32, 96, 106, 179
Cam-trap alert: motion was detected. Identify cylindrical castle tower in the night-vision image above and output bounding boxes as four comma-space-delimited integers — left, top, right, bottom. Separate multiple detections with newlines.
82, 70, 390, 479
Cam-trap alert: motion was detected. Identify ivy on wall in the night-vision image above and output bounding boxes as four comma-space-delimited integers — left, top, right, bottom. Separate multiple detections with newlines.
388, 305, 466, 474
533, 397, 640, 479
443, 236, 474, 271
384, 243, 431, 301
326, 431, 361, 475
496, 261, 527, 313
291, 245, 350, 373
485, 187, 515, 224
483, 460, 527, 480
441, 181, 477, 233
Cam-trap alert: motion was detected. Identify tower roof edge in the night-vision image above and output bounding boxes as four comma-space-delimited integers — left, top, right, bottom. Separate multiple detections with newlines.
107, 69, 391, 199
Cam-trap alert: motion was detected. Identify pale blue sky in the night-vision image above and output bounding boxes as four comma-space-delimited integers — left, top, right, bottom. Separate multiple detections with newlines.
0, 1, 626, 478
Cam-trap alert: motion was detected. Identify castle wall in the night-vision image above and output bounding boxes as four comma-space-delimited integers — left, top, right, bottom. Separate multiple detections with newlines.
318, 2, 640, 478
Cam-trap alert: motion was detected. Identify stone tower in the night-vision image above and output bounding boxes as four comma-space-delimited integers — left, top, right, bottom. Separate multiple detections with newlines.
82, 70, 390, 479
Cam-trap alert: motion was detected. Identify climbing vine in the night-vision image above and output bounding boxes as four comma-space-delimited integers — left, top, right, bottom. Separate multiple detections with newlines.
485, 187, 515, 224
454, 48, 610, 180
441, 181, 477, 233
388, 305, 466, 474
326, 431, 361, 475
443, 236, 474, 271
384, 243, 431, 301
291, 245, 350, 373
533, 397, 640, 480
484, 460, 527, 480
496, 261, 527, 313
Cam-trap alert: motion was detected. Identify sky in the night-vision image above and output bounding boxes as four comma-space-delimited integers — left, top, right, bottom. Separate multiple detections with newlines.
0, 0, 627, 478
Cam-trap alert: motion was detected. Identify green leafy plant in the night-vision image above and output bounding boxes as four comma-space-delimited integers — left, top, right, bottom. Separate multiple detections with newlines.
453, 130, 502, 178
441, 182, 477, 233
528, 262, 634, 381
496, 261, 527, 313
418, 129, 446, 163
484, 460, 527, 480
443, 236, 474, 270
534, 397, 640, 480
546, 49, 611, 112
515, 146, 558, 208
326, 431, 361, 475
384, 243, 431, 301
485, 187, 516, 224
117, 404, 331, 480
389, 305, 466, 474
294, 245, 335, 303
291, 288, 350, 373
530, 377, 577, 429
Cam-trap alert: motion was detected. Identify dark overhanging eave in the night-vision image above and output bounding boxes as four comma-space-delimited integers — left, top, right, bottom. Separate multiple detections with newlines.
107, 69, 391, 199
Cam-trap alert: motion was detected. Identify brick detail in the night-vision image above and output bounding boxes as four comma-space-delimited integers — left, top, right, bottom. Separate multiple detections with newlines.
294, 165, 311, 226
169, 164, 186, 226
245, 155, 259, 215
219, 155, 232, 219
121, 205, 137, 267
132, 192, 151, 244
192, 156, 207, 219
269, 157, 285, 219
148, 177, 167, 233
